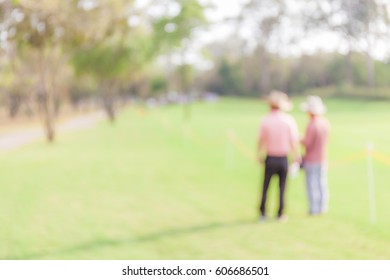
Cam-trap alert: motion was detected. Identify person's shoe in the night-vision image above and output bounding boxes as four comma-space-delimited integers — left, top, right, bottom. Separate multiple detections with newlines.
308, 211, 324, 217
258, 215, 268, 223
277, 214, 288, 223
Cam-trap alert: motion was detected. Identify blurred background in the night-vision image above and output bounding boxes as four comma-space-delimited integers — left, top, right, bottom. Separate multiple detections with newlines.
0, 0, 390, 260
0, 0, 388, 139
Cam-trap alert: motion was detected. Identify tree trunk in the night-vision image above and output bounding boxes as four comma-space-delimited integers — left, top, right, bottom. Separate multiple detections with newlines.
259, 46, 270, 95
365, 9, 375, 89
101, 83, 116, 123
183, 102, 191, 121
38, 50, 56, 143
345, 44, 353, 85
166, 47, 174, 95
43, 93, 55, 143
365, 50, 375, 88
8, 93, 22, 118
179, 65, 192, 121
102, 95, 116, 123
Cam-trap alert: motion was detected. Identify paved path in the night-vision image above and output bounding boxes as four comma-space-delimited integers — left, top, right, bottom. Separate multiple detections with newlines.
0, 111, 105, 152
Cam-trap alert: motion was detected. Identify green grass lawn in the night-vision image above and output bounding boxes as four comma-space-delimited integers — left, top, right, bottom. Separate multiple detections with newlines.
1, 97, 390, 259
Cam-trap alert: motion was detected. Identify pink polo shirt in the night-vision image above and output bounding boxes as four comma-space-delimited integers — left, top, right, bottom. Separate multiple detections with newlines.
259, 110, 299, 157
302, 117, 330, 163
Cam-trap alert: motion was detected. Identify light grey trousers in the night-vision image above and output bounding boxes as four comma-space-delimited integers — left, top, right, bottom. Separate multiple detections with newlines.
304, 163, 328, 214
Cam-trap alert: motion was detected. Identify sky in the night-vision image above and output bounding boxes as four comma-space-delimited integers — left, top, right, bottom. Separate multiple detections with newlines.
198, 0, 389, 59
152, 0, 390, 69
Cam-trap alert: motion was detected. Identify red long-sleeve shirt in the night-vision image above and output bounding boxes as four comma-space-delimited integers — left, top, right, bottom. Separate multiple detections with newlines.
302, 117, 330, 163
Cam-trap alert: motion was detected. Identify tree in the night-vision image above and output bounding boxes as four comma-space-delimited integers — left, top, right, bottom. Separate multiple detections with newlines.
152, 0, 206, 120
304, 0, 390, 87
229, 0, 287, 95
217, 59, 243, 96
72, 34, 153, 122
0, 0, 91, 142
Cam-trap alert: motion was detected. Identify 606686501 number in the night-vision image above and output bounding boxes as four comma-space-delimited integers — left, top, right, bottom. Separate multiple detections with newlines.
215, 267, 269, 276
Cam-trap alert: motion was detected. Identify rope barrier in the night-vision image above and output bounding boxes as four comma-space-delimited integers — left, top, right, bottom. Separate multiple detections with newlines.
146, 110, 388, 225
228, 130, 369, 168
149, 110, 390, 170
134, 107, 146, 117
372, 151, 390, 167
228, 131, 257, 163
329, 151, 366, 168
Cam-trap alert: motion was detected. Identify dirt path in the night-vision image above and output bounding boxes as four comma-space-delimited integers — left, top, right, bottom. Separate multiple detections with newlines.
0, 111, 105, 152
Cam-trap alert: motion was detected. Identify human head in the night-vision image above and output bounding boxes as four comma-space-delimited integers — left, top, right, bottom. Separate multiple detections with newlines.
266, 90, 293, 112
300, 95, 326, 116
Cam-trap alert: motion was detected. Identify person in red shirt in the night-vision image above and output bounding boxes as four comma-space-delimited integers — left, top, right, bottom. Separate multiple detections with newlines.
300, 96, 330, 215
257, 91, 300, 222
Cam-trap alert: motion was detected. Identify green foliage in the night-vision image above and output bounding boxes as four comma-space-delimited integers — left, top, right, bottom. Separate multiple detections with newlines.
374, 62, 390, 87
69, 76, 98, 104
150, 76, 168, 95
6, 0, 85, 51
176, 63, 194, 93
206, 59, 244, 96
201, 51, 390, 97
72, 44, 131, 80
303, 85, 390, 100
152, 0, 206, 52
71, 31, 155, 79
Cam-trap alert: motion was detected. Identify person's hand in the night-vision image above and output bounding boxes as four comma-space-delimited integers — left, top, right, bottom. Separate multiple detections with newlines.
293, 155, 302, 165
258, 155, 264, 165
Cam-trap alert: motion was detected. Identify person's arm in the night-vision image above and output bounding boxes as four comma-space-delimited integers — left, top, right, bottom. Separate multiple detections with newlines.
302, 123, 315, 152
257, 122, 266, 164
257, 137, 265, 164
290, 119, 301, 163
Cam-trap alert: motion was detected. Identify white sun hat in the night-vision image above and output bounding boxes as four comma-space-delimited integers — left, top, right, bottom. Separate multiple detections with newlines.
266, 90, 293, 111
300, 95, 326, 115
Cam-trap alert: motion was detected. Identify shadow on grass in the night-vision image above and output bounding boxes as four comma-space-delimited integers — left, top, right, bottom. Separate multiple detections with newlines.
9, 219, 254, 260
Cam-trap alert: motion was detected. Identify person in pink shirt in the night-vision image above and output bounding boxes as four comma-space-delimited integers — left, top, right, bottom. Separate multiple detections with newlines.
300, 96, 330, 215
257, 91, 300, 222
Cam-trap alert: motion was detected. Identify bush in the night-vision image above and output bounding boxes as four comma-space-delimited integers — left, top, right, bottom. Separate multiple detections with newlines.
302, 86, 390, 100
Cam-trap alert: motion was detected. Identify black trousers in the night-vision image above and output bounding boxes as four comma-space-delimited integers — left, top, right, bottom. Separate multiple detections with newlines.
260, 156, 288, 218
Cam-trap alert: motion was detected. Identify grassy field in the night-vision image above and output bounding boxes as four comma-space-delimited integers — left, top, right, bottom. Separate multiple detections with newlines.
1, 97, 390, 260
